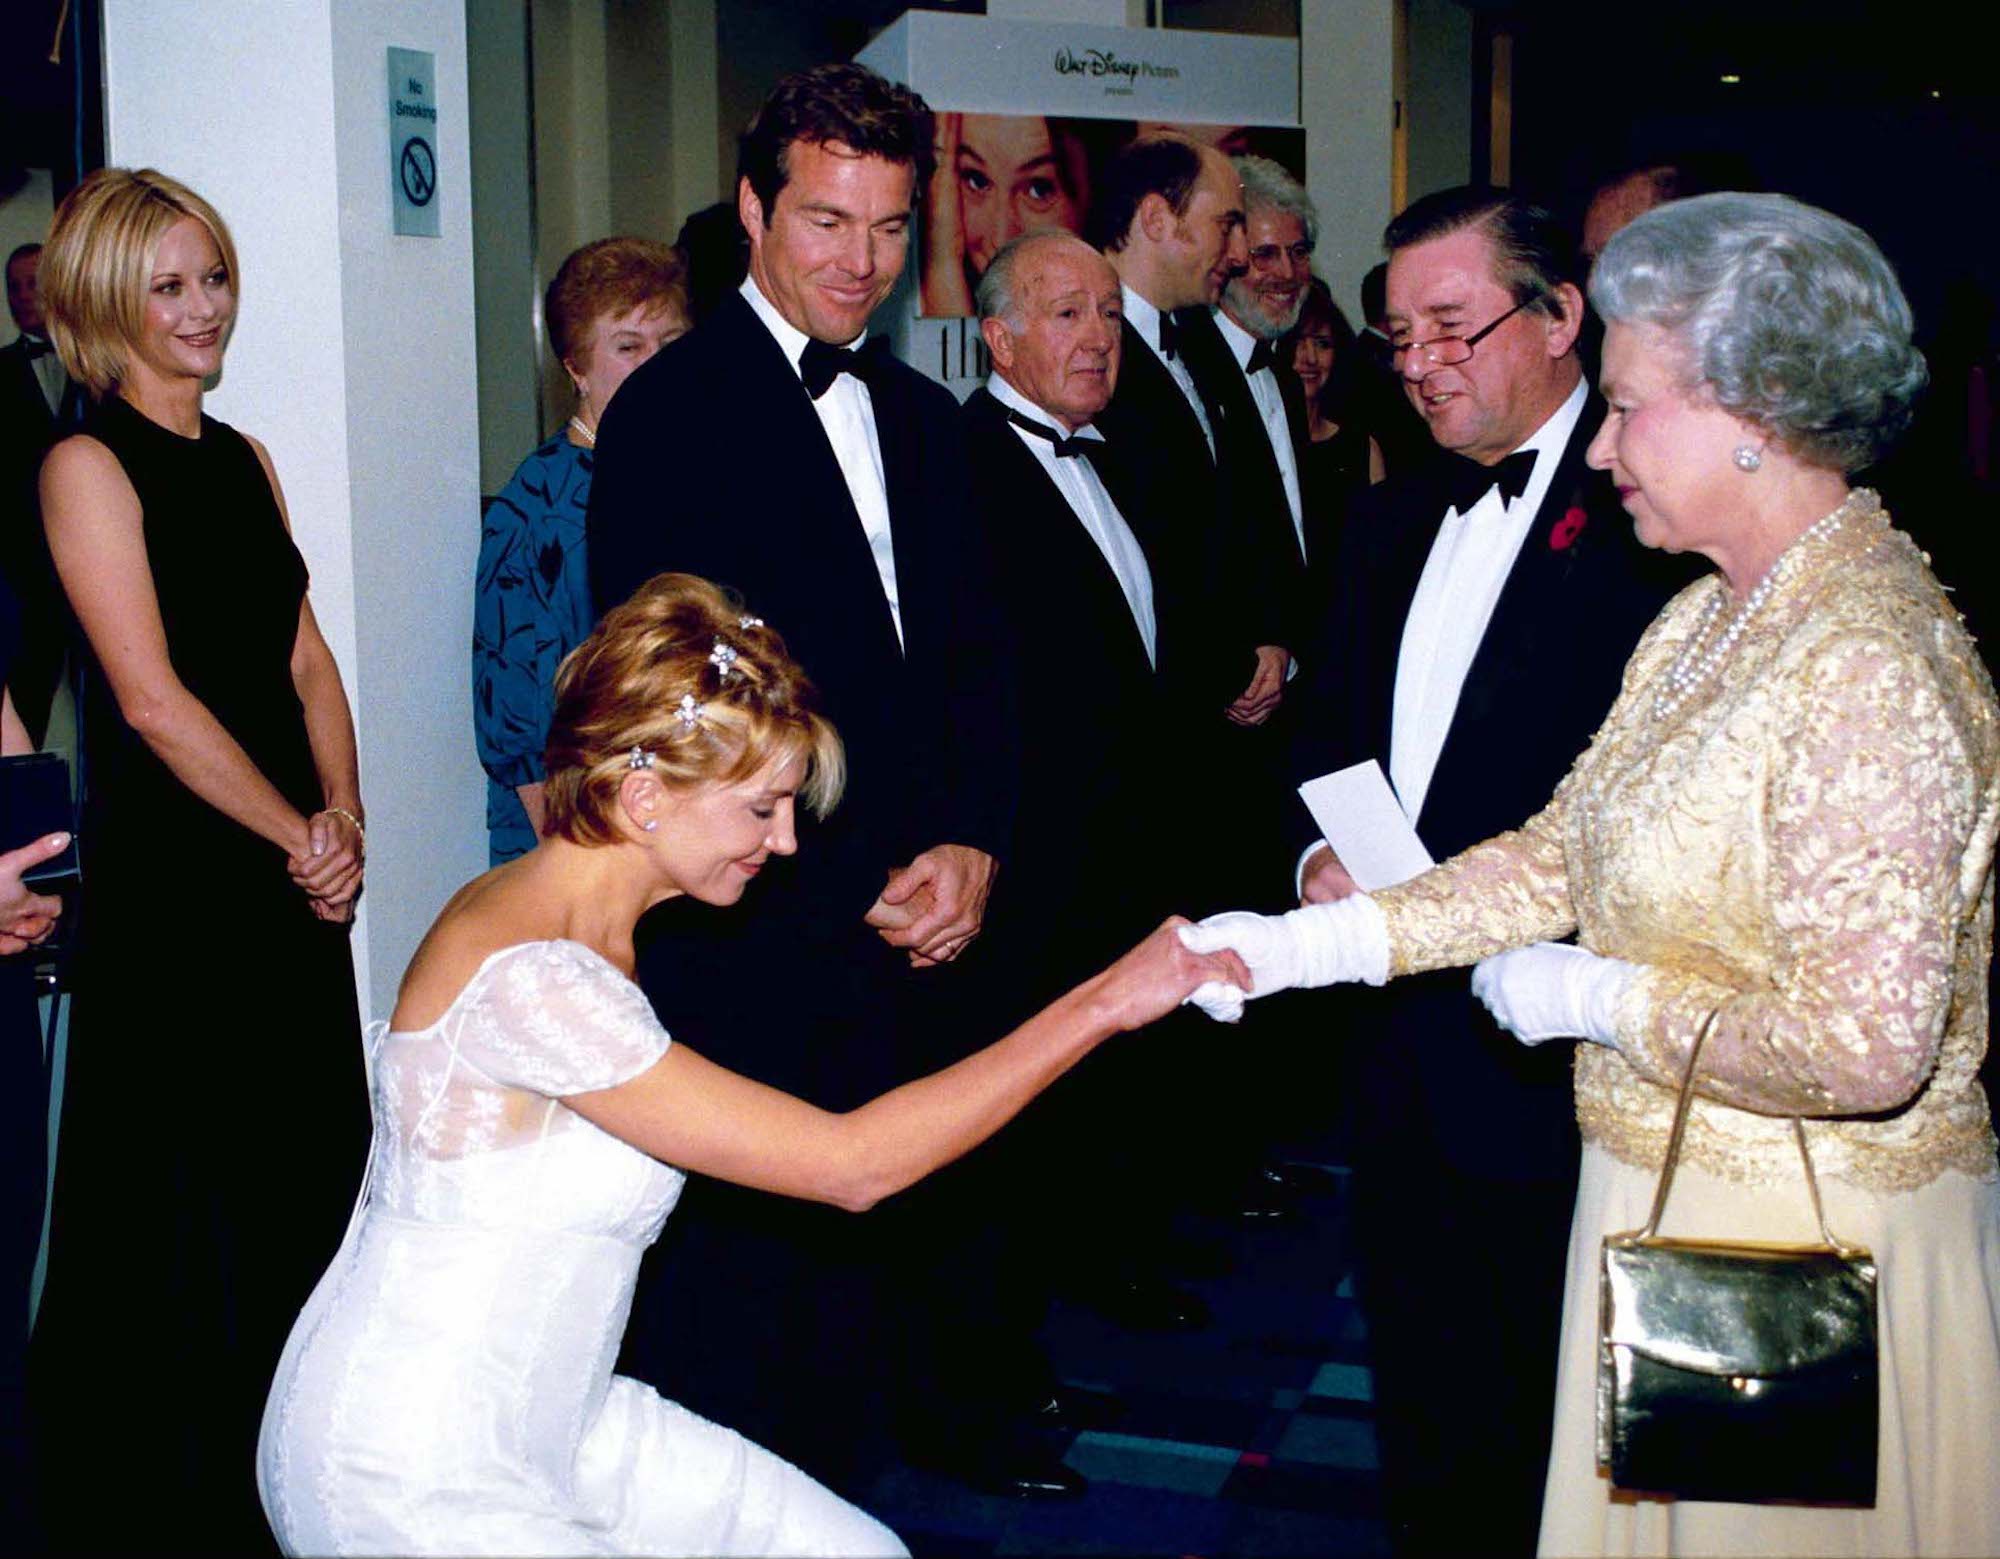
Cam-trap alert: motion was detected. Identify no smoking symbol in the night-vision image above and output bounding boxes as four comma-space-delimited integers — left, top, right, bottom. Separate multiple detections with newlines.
400, 137, 436, 207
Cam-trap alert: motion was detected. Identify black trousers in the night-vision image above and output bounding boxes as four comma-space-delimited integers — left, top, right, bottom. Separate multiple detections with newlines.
1347, 1150, 1575, 1557
615, 895, 1044, 1491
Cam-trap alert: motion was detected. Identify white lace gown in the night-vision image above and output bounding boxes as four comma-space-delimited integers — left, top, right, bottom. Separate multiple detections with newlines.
257, 939, 908, 1558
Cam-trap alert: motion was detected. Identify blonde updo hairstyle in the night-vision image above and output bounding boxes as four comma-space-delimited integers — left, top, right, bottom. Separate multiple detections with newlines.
541, 573, 844, 845
40, 166, 240, 400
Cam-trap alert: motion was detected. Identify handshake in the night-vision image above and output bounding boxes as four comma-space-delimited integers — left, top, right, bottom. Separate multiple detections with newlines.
1175, 897, 1635, 1051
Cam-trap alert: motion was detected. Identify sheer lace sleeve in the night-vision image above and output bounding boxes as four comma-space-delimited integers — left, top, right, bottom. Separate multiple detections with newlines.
1375, 783, 1578, 978
1613, 629, 1992, 1117
462, 941, 671, 1097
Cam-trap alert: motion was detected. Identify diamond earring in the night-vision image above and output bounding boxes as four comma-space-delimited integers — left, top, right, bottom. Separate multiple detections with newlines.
1733, 445, 1762, 472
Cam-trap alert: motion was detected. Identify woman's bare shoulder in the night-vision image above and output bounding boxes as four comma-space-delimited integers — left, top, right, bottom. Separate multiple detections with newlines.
40, 431, 125, 489
391, 864, 568, 1030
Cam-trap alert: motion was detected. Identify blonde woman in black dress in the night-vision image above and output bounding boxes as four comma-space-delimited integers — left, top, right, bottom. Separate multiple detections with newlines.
32, 167, 368, 1552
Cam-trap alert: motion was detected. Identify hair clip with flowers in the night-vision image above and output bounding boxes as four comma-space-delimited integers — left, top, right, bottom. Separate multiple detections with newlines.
674, 693, 704, 731
709, 638, 740, 679
628, 746, 657, 770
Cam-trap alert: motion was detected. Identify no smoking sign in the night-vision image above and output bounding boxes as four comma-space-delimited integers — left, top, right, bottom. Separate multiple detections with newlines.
388, 47, 440, 237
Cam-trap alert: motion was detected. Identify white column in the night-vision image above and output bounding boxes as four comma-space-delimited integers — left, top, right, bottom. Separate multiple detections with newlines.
1300, 0, 1397, 325
103, 0, 489, 1017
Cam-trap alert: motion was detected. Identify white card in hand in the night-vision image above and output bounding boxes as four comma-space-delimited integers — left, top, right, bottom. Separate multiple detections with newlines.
1297, 760, 1435, 891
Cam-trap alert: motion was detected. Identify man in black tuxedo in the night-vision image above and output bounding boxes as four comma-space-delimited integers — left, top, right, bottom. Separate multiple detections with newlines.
1289, 188, 1689, 1555
965, 232, 1166, 992
1174, 156, 1313, 655
585, 63, 1053, 1495
1089, 134, 1292, 918
0, 243, 82, 742
960, 225, 1209, 1335
1168, 156, 1340, 1212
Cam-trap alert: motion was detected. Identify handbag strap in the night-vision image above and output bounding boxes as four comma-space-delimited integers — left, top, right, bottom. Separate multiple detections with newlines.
1635, 1008, 1854, 1252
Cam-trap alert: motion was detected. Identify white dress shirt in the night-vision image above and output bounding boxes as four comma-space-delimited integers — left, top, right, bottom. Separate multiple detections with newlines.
986, 374, 1156, 668
739, 275, 903, 647
1214, 307, 1305, 562
1388, 377, 1588, 825
1120, 285, 1215, 459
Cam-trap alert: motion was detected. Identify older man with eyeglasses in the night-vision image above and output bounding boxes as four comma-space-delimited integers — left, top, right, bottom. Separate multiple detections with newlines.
1284, 186, 1693, 1558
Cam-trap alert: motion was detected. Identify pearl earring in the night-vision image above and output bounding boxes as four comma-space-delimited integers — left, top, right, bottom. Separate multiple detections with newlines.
643, 819, 658, 833
1733, 445, 1762, 472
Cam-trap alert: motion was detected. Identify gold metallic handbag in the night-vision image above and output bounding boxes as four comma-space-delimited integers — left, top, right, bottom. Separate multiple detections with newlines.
1596, 1011, 1879, 1505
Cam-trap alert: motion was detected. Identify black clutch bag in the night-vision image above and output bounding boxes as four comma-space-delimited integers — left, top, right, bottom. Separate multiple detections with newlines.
0, 750, 78, 886
1596, 1011, 1879, 1506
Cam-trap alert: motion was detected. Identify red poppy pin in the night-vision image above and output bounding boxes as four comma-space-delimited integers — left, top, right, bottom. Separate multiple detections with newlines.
1549, 506, 1587, 551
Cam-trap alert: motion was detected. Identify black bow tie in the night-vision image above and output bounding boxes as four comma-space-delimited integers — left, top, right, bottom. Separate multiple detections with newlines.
20, 335, 53, 360
799, 337, 872, 400
1156, 312, 1182, 362
1444, 449, 1537, 514
1007, 407, 1100, 459
1245, 339, 1278, 376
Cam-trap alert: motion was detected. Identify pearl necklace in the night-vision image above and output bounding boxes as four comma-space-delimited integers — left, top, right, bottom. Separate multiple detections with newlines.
567, 414, 597, 447
1651, 504, 1847, 722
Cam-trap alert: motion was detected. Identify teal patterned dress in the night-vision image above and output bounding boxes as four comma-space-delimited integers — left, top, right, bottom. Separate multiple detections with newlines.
473, 434, 595, 862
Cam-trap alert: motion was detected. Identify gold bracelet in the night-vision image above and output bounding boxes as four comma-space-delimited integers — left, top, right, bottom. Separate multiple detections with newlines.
318, 805, 365, 843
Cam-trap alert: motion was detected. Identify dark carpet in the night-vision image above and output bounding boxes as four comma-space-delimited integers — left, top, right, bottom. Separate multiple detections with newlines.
857, 1161, 1390, 1557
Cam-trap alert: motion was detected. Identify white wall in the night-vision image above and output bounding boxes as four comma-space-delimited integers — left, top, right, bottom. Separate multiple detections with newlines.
1301, 0, 1396, 325
103, 0, 488, 1017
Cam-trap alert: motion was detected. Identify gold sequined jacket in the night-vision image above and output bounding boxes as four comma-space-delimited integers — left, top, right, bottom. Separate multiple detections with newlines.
1374, 493, 2000, 1192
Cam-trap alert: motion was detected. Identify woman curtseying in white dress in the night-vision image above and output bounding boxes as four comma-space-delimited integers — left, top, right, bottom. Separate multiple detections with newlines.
258, 572, 1245, 1557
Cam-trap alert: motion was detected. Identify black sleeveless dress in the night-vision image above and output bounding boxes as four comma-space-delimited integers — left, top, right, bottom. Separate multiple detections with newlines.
32, 396, 367, 1553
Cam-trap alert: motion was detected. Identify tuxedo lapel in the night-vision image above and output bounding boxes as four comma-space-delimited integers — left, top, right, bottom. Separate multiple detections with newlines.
868, 358, 931, 651
1421, 402, 1617, 828
720, 297, 905, 665
973, 392, 1156, 678
1279, 366, 1310, 466
1107, 320, 1212, 466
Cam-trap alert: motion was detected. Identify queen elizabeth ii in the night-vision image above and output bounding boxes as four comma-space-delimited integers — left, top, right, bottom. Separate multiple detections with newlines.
1187, 191, 2000, 1557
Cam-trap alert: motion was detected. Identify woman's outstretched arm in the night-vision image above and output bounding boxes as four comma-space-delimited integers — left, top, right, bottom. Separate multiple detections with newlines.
568, 920, 1243, 1212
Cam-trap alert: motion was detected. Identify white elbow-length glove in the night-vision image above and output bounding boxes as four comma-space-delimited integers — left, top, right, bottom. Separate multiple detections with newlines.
1470, 942, 1637, 1048
1176, 895, 1391, 1023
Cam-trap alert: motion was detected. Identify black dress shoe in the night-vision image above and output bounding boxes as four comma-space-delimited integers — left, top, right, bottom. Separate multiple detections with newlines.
1237, 1174, 1302, 1224
927, 1437, 1087, 1500
1262, 1161, 1339, 1196
1083, 1276, 1211, 1332
1029, 1382, 1126, 1434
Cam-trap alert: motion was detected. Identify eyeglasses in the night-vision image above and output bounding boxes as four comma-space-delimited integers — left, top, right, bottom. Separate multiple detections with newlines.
1247, 239, 1314, 270
1390, 293, 1543, 369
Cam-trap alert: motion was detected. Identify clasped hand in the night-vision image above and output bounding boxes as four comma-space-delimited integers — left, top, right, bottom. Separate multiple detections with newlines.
863, 843, 997, 966
1096, 917, 1253, 1034
1175, 895, 1392, 1022
0, 831, 68, 955
288, 809, 365, 925
1225, 645, 1289, 727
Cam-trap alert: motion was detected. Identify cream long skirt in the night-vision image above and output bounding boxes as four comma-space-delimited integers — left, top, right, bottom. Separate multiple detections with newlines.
1538, 1143, 2000, 1559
